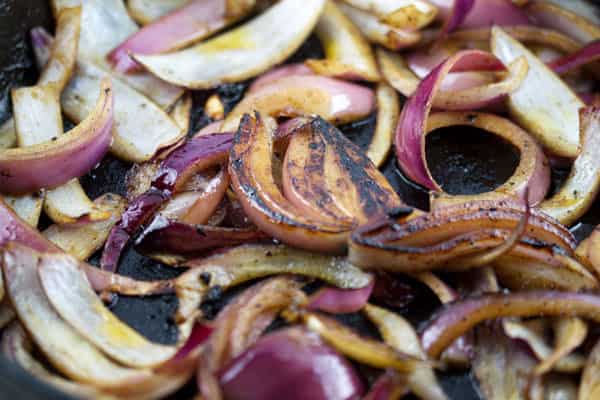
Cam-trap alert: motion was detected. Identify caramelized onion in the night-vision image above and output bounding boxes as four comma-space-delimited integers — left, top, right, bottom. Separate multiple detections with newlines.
307, 280, 374, 314
367, 84, 400, 168
341, 0, 438, 30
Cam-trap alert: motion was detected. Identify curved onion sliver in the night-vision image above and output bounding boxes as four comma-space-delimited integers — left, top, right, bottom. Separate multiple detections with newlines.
527, 1, 600, 44
301, 312, 423, 372
435, 0, 475, 43
1, 244, 155, 390
421, 291, 600, 359
37, 252, 180, 368
549, 41, 600, 75
134, 0, 326, 89
427, 112, 550, 208
394, 49, 505, 189
127, 0, 187, 25
367, 84, 399, 167
377, 47, 420, 97
42, 193, 125, 260
229, 113, 352, 253
539, 107, 600, 225
538, 317, 587, 374
341, 0, 437, 30
305, 0, 380, 81
0, 79, 113, 194
221, 75, 375, 132
108, 0, 256, 73
337, 2, 421, 50
220, 327, 364, 400
364, 304, 447, 400
491, 26, 584, 158
176, 244, 372, 320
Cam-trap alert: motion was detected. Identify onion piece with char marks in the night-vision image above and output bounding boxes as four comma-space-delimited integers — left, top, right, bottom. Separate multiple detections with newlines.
539, 107, 600, 225
134, 0, 326, 89
306, 0, 380, 81
337, 2, 422, 50
341, 0, 438, 30
491, 26, 584, 158
0, 79, 113, 195
421, 291, 600, 359
220, 75, 375, 132
108, 0, 256, 73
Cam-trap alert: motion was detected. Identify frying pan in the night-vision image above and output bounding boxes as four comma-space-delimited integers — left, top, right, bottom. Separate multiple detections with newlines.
1, 1, 600, 399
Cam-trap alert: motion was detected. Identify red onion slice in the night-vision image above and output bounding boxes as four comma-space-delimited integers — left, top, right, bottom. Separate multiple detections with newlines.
108, 0, 255, 73
549, 40, 600, 75
0, 80, 112, 194
220, 328, 365, 400
249, 63, 314, 93
527, 1, 600, 44
436, 0, 475, 42
460, 0, 530, 29
307, 280, 374, 314
394, 49, 504, 189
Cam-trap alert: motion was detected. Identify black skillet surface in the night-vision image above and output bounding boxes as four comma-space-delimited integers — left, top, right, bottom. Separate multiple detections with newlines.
2, 1, 600, 399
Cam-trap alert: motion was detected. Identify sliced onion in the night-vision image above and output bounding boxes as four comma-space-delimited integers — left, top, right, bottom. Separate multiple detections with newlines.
127, 0, 187, 25
377, 47, 421, 97
38, 251, 180, 368
170, 93, 192, 133
491, 26, 584, 158
134, 0, 326, 89
307, 280, 374, 314
101, 133, 233, 271
543, 0, 600, 25
44, 179, 111, 225
549, 40, 600, 75
229, 113, 353, 253
527, 1, 600, 44
43, 193, 126, 260
341, 0, 438, 30
135, 216, 270, 255
536, 317, 587, 374
435, 0, 475, 42
301, 312, 423, 372
502, 319, 586, 373
394, 50, 505, 189
199, 277, 308, 399
0, 79, 113, 195
221, 75, 375, 132
461, 0, 530, 29
248, 63, 315, 93
220, 327, 365, 400
427, 112, 550, 208
363, 370, 409, 400
0, 118, 15, 149
367, 84, 399, 168
421, 291, 600, 359
337, 2, 421, 50
539, 107, 600, 225
364, 304, 448, 400
305, 0, 380, 81
580, 336, 600, 400
176, 244, 372, 320
108, 0, 255, 73
4, 195, 43, 227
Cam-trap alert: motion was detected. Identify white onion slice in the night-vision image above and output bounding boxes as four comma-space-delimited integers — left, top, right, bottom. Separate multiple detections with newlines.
306, 0, 380, 81
491, 26, 584, 158
134, 0, 327, 89
127, 0, 187, 25
377, 47, 420, 97
38, 251, 180, 368
341, 0, 438, 30
4, 195, 43, 227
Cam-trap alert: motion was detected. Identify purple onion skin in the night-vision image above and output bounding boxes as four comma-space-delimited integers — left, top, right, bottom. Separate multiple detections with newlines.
437, 0, 475, 41
550, 40, 600, 75
219, 328, 364, 400
307, 281, 374, 314
135, 216, 270, 254
100, 134, 233, 272
0, 199, 57, 253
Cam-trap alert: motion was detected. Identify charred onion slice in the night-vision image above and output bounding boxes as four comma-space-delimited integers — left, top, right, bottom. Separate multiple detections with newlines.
491, 26, 584, 158
427, 112, 550, 208
301, 312, 423, 372
421, 291, 600, 359
199, 278, 308, 399
337, 2, 421, 50
229, 113, 352, 253
305, 0, 380, 81
127, 0, 187, 24
348, 199, 577, 272
394, 50, 505, 189
539, 107, 600, 225
527, 1, 600, 44
38, 251, 180, 368
134, 0, 326, 89
108, 0, 256, 73
364, 304, 447, 400
2, 244, 155, 389
177, 243, 372, 320
219, 328, 365, 400
42, 193, 125, 261
307, 280, 374, 314
342, 0, 437, 30
135, 216, 270, 255
0, 79, 113, 195
368, 84, 400, 167
101, 133, 233, 271
221, 75, 375, 132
